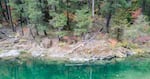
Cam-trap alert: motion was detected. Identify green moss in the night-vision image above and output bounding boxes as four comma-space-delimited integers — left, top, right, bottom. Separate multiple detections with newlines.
117, 41, 138, 49
20, 50, 28, 54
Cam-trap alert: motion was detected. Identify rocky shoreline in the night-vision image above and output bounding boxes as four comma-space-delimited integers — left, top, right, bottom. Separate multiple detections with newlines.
0, 39, 143, 63
1, 30, 150, 63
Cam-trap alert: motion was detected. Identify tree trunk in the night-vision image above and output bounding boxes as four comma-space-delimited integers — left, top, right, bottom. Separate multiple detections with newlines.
4, 0, 9, 20
87, 0, 91, 9
92, 0, 95, 17
29, 27, 35, 39
105, 0, 113, 33
43, 30, 47, 36
0, 1, 9, 22
20, 8, 24, 35
66, 0, 71, 30
5, 0, 16, 32
43, 0, 51, 22
39, 0, 50, 36
106, 10, 112, 33
35, 24, 39, 36
142, 0, 146, 13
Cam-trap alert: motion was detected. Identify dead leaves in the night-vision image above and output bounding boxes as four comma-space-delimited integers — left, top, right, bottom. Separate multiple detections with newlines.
108, 39, 118, 48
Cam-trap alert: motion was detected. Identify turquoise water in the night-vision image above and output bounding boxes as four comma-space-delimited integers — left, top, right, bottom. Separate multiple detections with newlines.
1, 54, 150, 79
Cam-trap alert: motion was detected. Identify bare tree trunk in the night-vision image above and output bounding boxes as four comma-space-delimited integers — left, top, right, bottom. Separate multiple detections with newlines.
92, 0, 95, 17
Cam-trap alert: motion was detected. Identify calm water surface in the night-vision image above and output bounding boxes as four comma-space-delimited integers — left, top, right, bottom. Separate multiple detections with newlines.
1, 54, 150, 79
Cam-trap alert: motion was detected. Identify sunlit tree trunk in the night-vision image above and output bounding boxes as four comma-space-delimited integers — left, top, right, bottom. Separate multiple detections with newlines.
92, 0, 95, 17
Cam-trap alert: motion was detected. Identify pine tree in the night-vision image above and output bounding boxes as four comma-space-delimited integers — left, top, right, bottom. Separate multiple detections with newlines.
100, 0, 130, 33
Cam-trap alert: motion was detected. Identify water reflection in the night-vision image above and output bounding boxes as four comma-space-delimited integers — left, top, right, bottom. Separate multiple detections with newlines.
1, 55, 150, 79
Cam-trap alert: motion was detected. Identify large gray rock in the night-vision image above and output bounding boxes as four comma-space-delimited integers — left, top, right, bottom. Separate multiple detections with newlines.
31, 50, 44, 57
0, 50, 20, 58
125, 51, 136, 56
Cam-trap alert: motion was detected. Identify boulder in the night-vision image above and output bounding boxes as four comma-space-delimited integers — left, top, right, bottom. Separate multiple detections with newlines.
126, 51, 136, 56
31, 50, 44, 57
41, 37, 52, 48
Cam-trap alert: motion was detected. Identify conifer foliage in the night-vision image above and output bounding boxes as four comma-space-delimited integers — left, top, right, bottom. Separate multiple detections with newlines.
0, 0, 149, 38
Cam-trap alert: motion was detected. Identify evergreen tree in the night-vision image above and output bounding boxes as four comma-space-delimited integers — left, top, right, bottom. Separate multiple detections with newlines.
100, 0, 130, 33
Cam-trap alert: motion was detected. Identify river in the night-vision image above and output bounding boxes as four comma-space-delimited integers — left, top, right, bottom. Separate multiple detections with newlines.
0, 53, 150, 79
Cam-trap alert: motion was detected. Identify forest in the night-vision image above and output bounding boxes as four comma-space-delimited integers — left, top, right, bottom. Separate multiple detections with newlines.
0, 0, 150, 61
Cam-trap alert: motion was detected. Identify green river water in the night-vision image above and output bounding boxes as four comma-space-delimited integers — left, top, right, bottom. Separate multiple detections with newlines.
1, 54, 150, 79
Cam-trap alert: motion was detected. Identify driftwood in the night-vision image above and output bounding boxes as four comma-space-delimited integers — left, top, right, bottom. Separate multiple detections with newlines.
67, 32, 97, 54
67, 43, 85, 54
